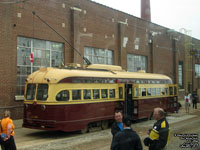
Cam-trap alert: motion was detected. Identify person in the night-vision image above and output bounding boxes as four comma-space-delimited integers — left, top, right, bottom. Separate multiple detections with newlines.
0, 120, 5, 150
111, 116, 143, 150
175, 102, 181, 113
111, 110, 123, 139
1, 110, 16, 150
192, 93, 198, 109
185, 92, 190, 113
144, 108, 169, 150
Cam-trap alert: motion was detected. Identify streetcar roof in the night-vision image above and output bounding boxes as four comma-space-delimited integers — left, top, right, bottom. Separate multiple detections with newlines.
26, 65, 172, 84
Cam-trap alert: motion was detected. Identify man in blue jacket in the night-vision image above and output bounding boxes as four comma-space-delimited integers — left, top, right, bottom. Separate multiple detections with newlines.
111, 111, 123, 139
111, 116, 143, 150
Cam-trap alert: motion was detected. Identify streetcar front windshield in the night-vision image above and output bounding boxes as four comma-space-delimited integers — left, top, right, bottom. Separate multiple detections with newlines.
36, 84, 48, 101
26, 84, 36, 100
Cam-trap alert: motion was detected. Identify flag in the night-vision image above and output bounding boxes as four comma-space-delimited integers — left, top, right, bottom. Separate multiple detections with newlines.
30, 52, 34, 63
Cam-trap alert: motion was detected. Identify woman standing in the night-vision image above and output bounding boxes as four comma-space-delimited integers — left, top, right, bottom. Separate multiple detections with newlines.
185, 92, 190, 113
1, 110, 16, 150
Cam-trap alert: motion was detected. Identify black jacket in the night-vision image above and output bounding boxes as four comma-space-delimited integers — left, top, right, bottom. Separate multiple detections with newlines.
111, 122, 121, 138
111, 128, 143, 150
148, 117, 169, 150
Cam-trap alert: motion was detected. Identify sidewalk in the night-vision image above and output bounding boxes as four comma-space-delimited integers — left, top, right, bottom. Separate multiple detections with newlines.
172, 99, 200, 117
14, 119, 23, 129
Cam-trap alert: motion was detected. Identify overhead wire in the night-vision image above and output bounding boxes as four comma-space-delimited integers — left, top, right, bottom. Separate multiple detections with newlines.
0, 0, 29, 4
32, 11, 91, 65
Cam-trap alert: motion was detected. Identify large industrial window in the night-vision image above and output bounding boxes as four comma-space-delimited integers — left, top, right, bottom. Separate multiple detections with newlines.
195, 64, 200, 77
84, 47, 113, 64
178, 61, 184, 89
17, 36, 64, 99
127, 54, 147, 72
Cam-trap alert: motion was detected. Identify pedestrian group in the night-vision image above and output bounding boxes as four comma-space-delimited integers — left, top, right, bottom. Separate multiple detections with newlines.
111, 108, 170, 150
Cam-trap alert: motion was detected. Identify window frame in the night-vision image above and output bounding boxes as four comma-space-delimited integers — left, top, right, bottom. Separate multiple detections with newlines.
16, 36, 64, 99
84, 47, 113, 65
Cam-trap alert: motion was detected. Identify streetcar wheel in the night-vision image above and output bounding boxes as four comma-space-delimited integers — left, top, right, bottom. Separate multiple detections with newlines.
101, 120, 108, 130
80, 125, 88, 134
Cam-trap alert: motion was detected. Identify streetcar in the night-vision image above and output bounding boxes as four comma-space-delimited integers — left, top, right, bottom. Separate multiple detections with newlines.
23, 64, 178, 132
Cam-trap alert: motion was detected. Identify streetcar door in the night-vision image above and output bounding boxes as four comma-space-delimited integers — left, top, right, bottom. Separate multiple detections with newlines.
125, 84, 133, 118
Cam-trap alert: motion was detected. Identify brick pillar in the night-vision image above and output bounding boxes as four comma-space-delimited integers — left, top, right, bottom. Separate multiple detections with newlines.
71, 7, 83, 64
172, 39, 177, 84
118, 22, 128, 70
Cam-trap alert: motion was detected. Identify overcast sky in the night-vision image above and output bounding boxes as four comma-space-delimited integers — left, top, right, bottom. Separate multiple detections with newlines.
91, 0, 200, 40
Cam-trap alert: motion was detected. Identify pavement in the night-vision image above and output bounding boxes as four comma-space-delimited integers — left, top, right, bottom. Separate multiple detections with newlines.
12, 99, 200, 150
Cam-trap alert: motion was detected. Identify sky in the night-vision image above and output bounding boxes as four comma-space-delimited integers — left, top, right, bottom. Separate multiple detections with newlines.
91, 0, 200, 40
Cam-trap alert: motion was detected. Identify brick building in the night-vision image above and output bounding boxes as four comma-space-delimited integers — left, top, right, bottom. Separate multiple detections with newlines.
0, 0, 200, 119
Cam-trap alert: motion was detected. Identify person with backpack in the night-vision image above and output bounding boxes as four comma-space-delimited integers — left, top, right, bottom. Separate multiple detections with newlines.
185, 92, 190, 113
1, 110, 16, 150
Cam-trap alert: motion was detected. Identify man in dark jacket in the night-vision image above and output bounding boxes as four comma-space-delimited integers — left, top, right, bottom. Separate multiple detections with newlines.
111, 116, 143, 150
192, 93, 198, 109
144, 108, 169, 150
111, 111, 123, 139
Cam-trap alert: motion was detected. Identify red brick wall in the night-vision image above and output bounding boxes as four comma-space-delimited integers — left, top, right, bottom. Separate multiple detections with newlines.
0, 0, 199, 119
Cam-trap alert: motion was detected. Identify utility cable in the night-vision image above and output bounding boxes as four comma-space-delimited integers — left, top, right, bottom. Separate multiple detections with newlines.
0, 0, 28, 4
32, 11, 91, 65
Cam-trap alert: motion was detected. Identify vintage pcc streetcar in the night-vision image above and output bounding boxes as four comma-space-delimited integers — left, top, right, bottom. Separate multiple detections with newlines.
23, 64, 178, 132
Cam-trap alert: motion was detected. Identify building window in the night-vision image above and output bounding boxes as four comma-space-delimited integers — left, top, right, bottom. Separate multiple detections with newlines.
178, 61, 184, 89
84, 47, 113, 64
195, 64, 200, 77
127, 54, 147, 72
17, 36, 64, 98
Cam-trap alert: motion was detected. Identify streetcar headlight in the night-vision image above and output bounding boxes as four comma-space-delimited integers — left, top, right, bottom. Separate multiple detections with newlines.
41, 105, 46, 110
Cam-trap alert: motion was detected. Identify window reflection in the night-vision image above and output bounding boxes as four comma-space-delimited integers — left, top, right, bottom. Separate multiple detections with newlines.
17, 36, 64, 96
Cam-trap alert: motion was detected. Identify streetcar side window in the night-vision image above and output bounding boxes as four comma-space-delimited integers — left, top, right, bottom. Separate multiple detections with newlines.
134, 87, 138, 97
147, 88, 151, 96
109, 89, 115, 98
169, 87, 173, 95
142, 88, 146, 96
174, 87, 177, 95
26, 84, 36, 100
119, 87, 123, 99
93, 89, 100, 99
165, 88, 169, 95
138, 88, 141, 96
36, 84, 48, 101
72, 90, 81, 100
56, 90, 69, 101
152, 88, 156, 96
84, 89, 91, 100
161, 88, 165, 95
156, 88, 161, 96
101, 89, 108, 99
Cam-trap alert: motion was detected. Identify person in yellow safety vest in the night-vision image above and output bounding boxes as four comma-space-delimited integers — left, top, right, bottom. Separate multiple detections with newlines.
1, 110, 16, 150
144, 108, 170, 150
